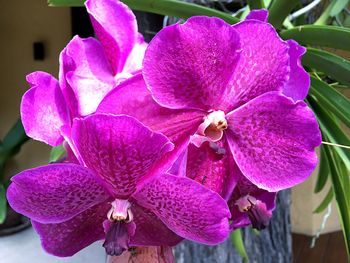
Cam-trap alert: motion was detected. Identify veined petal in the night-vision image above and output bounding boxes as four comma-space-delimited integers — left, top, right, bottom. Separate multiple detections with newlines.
72, 114, 174, 199
283, 40, 310, 101
133, 174, 231, 245
32, 202, 109, 257
86, 0, 138, 74
143, 16, 241, 111
60, 36, 115, 117
7, 163, 109, 224
187, 138, 239, 200
21, 72, 70, 146
226, 92, 321, 192
245, 9, 269, 22
97, 74, 204, 144
129, 203, 183, 246
122, 34, 148, 75
222, 20, 289, 111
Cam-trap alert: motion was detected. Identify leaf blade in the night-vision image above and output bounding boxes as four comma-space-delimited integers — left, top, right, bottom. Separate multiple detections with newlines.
230, 229, 248, 262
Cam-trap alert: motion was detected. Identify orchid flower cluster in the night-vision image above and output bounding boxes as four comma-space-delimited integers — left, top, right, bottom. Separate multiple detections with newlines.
7, 0, 321, 258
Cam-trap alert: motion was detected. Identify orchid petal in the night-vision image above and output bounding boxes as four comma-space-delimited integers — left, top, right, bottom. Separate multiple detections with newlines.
226, 93, 321, 192
143, 16, 241, 110
72, 114, 174, 199
245, 9, 268, 22
21, 72, 70, 146
32, 202, 109, 257
187, 138, 239, 200
129, 203, 183, 246
223, 20, 289, 111
122, 34, 148, 75
7, 163, 109, 224
97, 74, 204, 144
85, 0, 138, 74
283, 40, 310, 101
59, 36, 115, 116
133, 174, 231, 245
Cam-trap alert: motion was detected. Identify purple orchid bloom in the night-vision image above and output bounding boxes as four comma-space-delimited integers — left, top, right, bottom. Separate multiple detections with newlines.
7, 114, 231, 257
97, 10, 321, 199
21, 0, 147, 146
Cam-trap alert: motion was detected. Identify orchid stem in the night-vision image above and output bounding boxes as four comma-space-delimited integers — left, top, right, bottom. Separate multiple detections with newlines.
322, 141, 350, 150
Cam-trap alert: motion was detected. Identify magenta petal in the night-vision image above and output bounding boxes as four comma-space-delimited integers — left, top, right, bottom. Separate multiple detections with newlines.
122, 34, 148, 74
283, 40, 310, 101
7, 163, 109, 224
85, 0, 138, 74
143, 16, 241, 110
97, 74, 204, 144
245, 9, 268, 22
129, 203, 183, 246
187, 138, 239, 200
133, 174, 230, 245
226, 93, 321, 192
21, 72, 70, 146
60, 36, 115, 116
225, 20, 289, 110
72, 114, 174, 199
32, 202, 109, 257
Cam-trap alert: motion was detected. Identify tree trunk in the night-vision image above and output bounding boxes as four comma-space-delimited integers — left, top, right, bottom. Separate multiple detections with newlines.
174, 191, 292, 263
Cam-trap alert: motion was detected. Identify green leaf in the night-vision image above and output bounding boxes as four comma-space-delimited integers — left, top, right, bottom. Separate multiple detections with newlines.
248, 0, 265, 10
330, 0, 349, 17
314, 1, 336, 25
307, 95, 350, 171
324, 145, 350, 258
230, 229, 248, 262
309, 77, 350, 129
49, 145, 66, 163
280, 25, 350, 51
313, 187, 334, 213
0, 184, 6, 224
48, 0, 240, 24
314, 145, 330, 193
268, 0, 299, 29
303, 48, 350, 86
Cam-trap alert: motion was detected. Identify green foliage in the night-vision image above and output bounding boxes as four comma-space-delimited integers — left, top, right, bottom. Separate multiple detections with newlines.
0, 184, 6, 224
230, 229, 248, 262
314, 146, 330, 193
49, 145, 66, 163
268, 0, 299, 29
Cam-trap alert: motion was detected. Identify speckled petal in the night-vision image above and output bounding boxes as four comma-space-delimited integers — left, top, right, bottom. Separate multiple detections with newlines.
187, 138, 239, 200
226, 93, 321, 192
245, 9, 268, 22
283, 40, 310, 101
59, 36, 115, 116
129, 203, 183, 246
86, 0, 138, 74
143, 16, 241, 110
97, 74, 204, 144
223, 20, 289, 111
7, 163, 109, 224
72, 114, 174, 199
32, 202, 109, 257
21, 72, 70, 146
133, 174, 231, 245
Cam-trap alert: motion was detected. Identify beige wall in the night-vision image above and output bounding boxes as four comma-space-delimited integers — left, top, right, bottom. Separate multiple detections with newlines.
0, 1, 71, 172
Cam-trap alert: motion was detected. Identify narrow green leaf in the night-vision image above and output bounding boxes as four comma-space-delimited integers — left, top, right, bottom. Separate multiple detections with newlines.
268, 0, 299, 29
314, 145, 330, 193
280, 25, 350, 51
49, 145, 66, 163
307, 96, 350, 171
1, 119, 29, 158
324, 146, 350, 258
303, 48, 350, 86
230, 229, 248, 262
330, 0, 349, 17
248, 0, 265, 10
313, 187, 334, 213
0, 184, 6, 224
48, 0, 240, 24
314, 1, 336, 25
309, 77, 350, 128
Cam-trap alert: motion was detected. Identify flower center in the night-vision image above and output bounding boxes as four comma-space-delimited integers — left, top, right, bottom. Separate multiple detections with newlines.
235, 195, 272, 230
198, 110, 227, 142
103, 199, 135, 256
